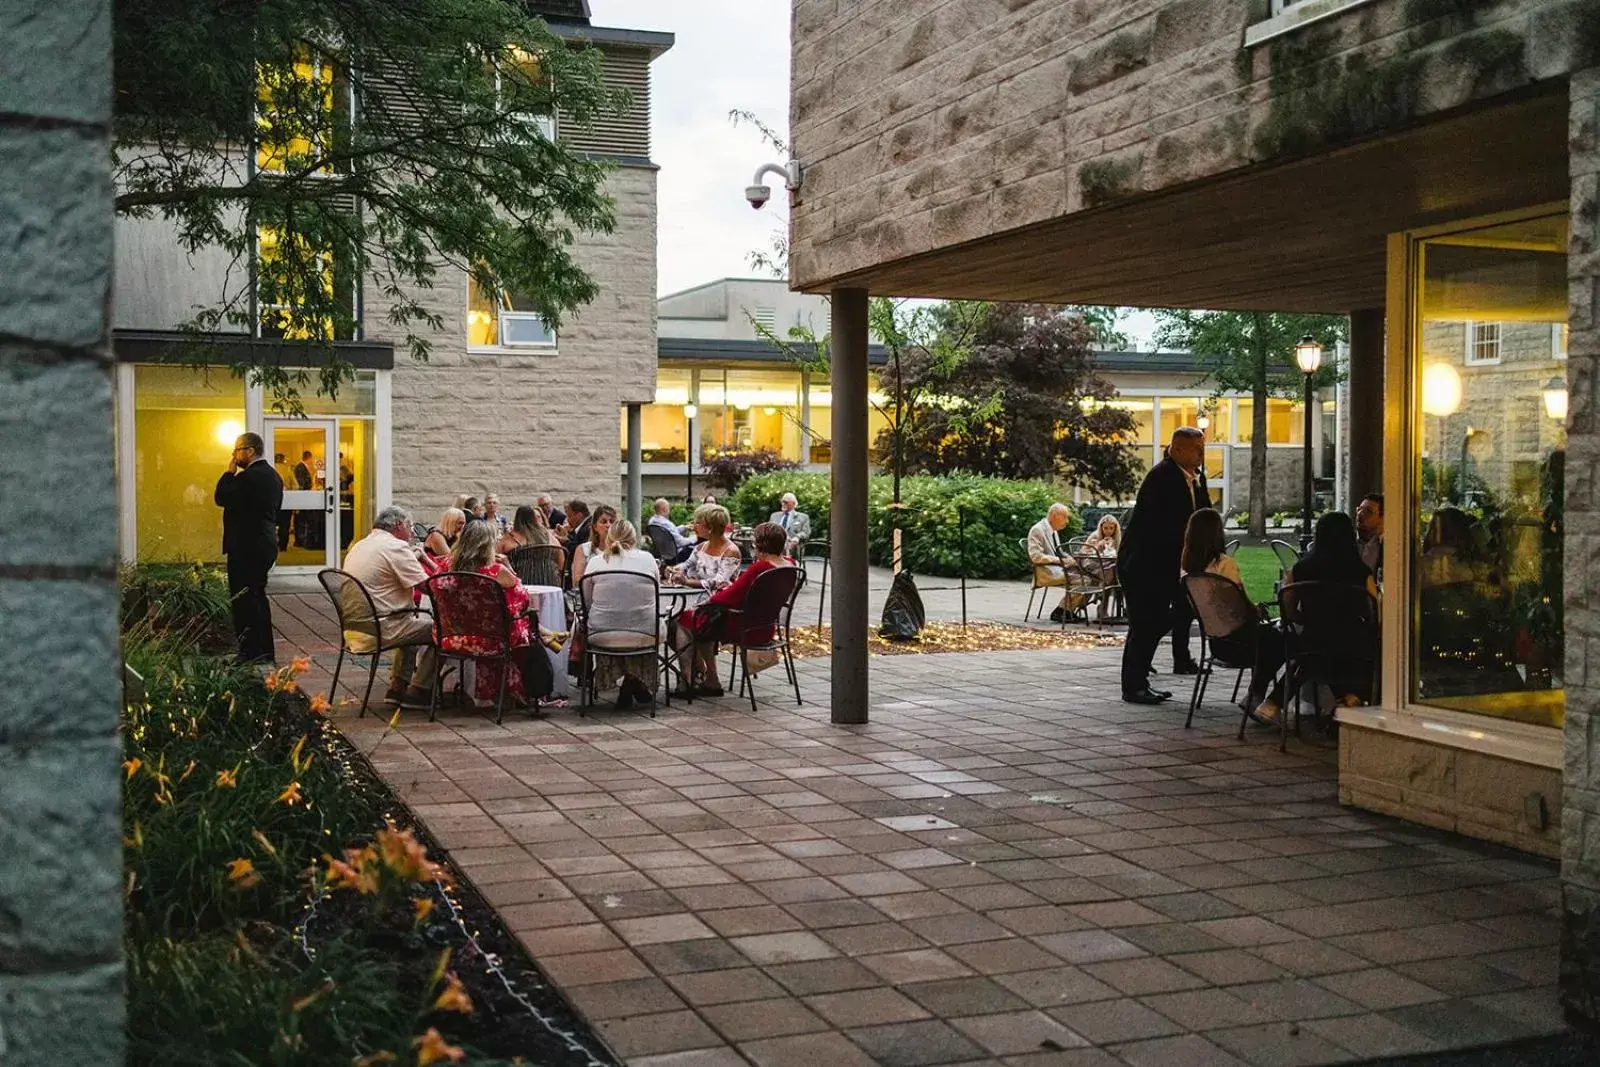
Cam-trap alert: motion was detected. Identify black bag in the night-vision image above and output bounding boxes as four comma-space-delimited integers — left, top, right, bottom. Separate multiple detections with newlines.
879, 571, 926, 641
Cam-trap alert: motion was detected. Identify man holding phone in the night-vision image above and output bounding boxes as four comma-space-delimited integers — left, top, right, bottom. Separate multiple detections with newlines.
215, 432, 285, 664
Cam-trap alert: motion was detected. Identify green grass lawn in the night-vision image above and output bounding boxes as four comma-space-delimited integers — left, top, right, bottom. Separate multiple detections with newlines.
1233, 545, 1281, 605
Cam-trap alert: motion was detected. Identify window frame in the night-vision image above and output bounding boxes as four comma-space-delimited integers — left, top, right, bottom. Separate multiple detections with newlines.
1553, 323, 1568, 361
1463, 320, 1503, 366
465, 272, 558, 353
255, 44, 347, 178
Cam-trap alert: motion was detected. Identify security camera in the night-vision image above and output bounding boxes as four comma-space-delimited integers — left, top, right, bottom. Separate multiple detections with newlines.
743, 160, 803, 211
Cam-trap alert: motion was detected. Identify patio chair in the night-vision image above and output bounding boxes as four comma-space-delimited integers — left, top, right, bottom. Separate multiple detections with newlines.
317, 568, 434, 717
506, 543, 565, 588
1021, 537, 1067, 621
1277, 580, 1379, 753
1181, 573, 1262, 733
802, 539, 830, 629
1058, 557, 1111, 628
1268, 539, 1301, 578
645, 522, 682, 565
576, 569, 664, 716
1225, 539, 1241, 557
723, 565, 805, 712
422, 571, 520, 725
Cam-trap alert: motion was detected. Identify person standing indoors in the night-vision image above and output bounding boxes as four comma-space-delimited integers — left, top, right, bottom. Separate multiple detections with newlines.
1118, 427, 1207, 704
1356, 493, 1384, 582
215, 432, 284, 664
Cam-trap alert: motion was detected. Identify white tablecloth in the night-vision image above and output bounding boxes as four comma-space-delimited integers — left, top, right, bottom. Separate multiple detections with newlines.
522, 584, 572, 697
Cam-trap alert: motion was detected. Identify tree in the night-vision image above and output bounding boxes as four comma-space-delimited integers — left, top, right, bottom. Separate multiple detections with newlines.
1066, 306, 1132, 350
114, 0, 624, 405
1154, 310, 1348, 537
895, 304, 1142, 499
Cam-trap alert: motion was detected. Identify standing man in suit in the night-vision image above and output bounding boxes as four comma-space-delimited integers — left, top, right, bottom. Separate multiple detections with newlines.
562, 500, 592, 586
770, 492, 811, 556
215, 432, 284, 664
1118, 427, 1207, 704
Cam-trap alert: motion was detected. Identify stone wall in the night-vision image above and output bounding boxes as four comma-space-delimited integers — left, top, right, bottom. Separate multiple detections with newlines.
0, 0, 125, 1061
383, 165, 659, 520
789, 0, 1600, 289
1341, 727, 1561, 857
1561, 62, 1600, 1029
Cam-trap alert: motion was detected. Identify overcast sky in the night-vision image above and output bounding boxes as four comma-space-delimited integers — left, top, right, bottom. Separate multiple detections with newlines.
587, 2, 1158, 347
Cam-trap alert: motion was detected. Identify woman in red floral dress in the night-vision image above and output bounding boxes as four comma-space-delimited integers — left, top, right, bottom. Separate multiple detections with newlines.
442, 521, 548, 706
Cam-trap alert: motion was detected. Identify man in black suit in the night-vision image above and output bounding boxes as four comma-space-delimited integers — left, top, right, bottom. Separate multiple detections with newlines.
1118, 427, 1207, 704
215, 432, 285, 664
562, 499, 592, 587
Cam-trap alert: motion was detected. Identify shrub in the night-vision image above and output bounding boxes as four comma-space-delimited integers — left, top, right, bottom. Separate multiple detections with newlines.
121, 562, 234, 653
729, 472, 1078, 579
700, 447, 801, 494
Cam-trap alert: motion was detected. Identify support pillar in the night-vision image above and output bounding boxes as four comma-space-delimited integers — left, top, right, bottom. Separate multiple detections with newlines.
830, 287, 870, 725
625, 402, 643, 529
1346, 308, 1385, 509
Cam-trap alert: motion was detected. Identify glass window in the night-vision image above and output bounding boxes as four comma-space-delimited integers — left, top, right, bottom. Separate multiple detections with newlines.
467, 274, 555, 349
807, 375, 891, 466
258, 226, 338, 340
292, 370, 377, 417
1236, 398, 1305, 445
697, 369, 805, 461
256, 45, 337, 175
132, 366, 246, 563
1411, 213, 1568, 729
1159, 396, 1229, 443
632, 368, 692, 463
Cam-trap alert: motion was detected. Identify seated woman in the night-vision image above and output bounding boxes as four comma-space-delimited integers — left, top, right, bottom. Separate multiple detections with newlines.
570, 504, 618, 585
1288, 510, 1380, 709
1182, 508, 1288, 724
670, 521, 789, 696
423, 507, 466, 562
498, 505, 566, 586
666, 503, 743, 594
1419, 505, 1482, 588
441, 521, 551, 709
580, 520, 661, 710
1082, 513, 1122, 557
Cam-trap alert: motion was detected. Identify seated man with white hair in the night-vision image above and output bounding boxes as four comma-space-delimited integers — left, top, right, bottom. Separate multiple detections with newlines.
647, 498, 696, 563
1027, 503, 1076, 623
770, 492, 811, 557
341, 506, 439, 709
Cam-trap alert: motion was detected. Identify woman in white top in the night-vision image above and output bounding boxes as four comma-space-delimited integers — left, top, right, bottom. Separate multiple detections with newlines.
580, 520, 661, 709
666, 503, 742, 593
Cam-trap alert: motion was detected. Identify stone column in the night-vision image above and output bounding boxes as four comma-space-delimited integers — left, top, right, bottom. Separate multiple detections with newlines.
625, 402, 643, 528
1563, 65, 1600, 1027
830, 288, 870, 725
1346, 308, 1384, 509
0, 1, 125, 1061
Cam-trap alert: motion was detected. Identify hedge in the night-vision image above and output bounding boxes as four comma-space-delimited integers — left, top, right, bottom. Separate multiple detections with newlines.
729, 472, 1081, 579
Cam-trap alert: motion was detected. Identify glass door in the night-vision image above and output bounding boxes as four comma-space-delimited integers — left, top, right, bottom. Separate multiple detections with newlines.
265, 418, 339, 570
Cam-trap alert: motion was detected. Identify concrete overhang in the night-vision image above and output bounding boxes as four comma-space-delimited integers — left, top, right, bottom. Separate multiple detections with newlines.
804, 86, 1568, 314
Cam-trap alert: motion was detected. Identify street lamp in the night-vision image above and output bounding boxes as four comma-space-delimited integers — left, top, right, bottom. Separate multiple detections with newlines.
1543, 377, 1568, 421
1294, 336, 1324, 551
683, 402, 698, 503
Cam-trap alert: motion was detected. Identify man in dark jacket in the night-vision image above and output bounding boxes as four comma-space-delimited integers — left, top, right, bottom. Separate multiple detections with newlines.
215, 432, 285, 664
1117, 427, 1207, 704
562, 499, 592, 586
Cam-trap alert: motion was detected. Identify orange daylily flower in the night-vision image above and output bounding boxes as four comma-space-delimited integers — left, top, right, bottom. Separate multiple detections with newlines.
264, 670, 284, 692
289, 654, 312, 674
278, 781, 304, 806
432, 972, 473, 1015
375, 827, 444, 883
226, 858, 262, 889
353, 1053, 398, 1066
413, 1029, 465, 1065
413, 898, 435, 925
215, 768, 238, 789
123, 758, 142, 780
309, 692, 331, 715
325, 847, 381, 895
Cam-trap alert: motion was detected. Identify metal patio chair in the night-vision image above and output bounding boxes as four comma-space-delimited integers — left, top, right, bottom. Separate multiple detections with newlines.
422, 571, 520, 725
1277, 580, 1379, 753
724, 565, 805, 712
1021, 537, 1067, 621
803, 538, 830, 629
577, 569, 664, 717
1181, 572, 1264, 734
317, 568, 434, 717
506, 543, 565, 588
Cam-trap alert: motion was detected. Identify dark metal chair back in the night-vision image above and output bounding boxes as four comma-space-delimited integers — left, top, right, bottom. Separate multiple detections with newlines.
1278, 580, 1378, 665
319, 567, 382, 647
1224, 539, 1241, 557
424, 571, 514, 657
731, 566, 802, 647
1269, 539, 1301, 576
506, 543, 564, 587
646, 523, 680, 562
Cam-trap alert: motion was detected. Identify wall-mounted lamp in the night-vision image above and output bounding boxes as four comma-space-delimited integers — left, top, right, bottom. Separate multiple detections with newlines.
1543, 377, 1568, 421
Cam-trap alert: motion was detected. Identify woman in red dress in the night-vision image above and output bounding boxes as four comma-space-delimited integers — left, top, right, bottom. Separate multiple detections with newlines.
671, 521, 792, 696
441, 521, 545, 706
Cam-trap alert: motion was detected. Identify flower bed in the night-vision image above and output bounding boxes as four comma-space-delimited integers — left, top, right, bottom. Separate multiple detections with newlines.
123, 635, 615, 1066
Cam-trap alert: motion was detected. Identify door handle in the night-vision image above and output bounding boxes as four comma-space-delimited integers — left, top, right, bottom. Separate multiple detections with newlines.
326, 488, 336, 514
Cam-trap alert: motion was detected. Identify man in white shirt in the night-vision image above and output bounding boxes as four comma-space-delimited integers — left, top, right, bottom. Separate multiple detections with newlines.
341, 506, 438, 709
769, 492, 812, 556
647, 498, 696, 563
1027, 503, 1074, 622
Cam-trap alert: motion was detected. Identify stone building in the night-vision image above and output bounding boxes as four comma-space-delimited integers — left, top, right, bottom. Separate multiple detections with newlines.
112, 3, 671, 572
2, 0, 124, 1061
786, 0, 1600, 1018
642, 277, 1334, 512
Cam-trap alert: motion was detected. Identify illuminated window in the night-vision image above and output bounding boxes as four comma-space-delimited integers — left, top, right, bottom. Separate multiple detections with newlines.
1464, 321, 1502, 365
493, 46, 557, 142
1554, 323, 1568, 361
1235, 398, 1305, 445
256, 45, 337, 175
257, 226, 336, 340
132, 366, 246, 562
467, 274, 556, 349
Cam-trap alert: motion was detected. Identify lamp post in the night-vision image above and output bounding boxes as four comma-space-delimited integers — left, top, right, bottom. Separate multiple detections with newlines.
1294, 335, 1324, 551
683, 403, 698, 503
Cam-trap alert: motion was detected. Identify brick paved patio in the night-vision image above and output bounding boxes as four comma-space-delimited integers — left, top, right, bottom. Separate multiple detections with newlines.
273, 592, 1566, 1067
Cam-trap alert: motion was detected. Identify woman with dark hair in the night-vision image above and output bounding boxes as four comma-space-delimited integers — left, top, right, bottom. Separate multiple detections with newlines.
1183, 509, 1287, 724
498, 504, 561, 553
1419, 505, 1479, 587
670, 521, 791, 696
1288, 510, 1379, 709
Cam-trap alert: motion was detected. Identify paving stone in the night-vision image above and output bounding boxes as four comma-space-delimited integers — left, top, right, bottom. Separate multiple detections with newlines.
592, 1010, 722, 1058
805, 987, 933, 1028
1300, 1013, 1444, 1059
1083, 957, 1209, 997
740, 1031, 881, 1067
765, 958, 884, 996
1110, 1033, 1250, 1067
1204, 1022, 1353, 1066
1139, 987, 1276, 1031
1031, 931, 1147, 965
862, 948, 977, 985
701, 997, 830, 1042
1312, 968, 1449, 1010
1046, 999, 1186, 1044
847, 1019, 987, 1067
732, 931, 840, 965
666, 967, 788, 1007
901, 977, 1031, 1016
995, 966, 1123, 1009
949, 1010, 1090, 1056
